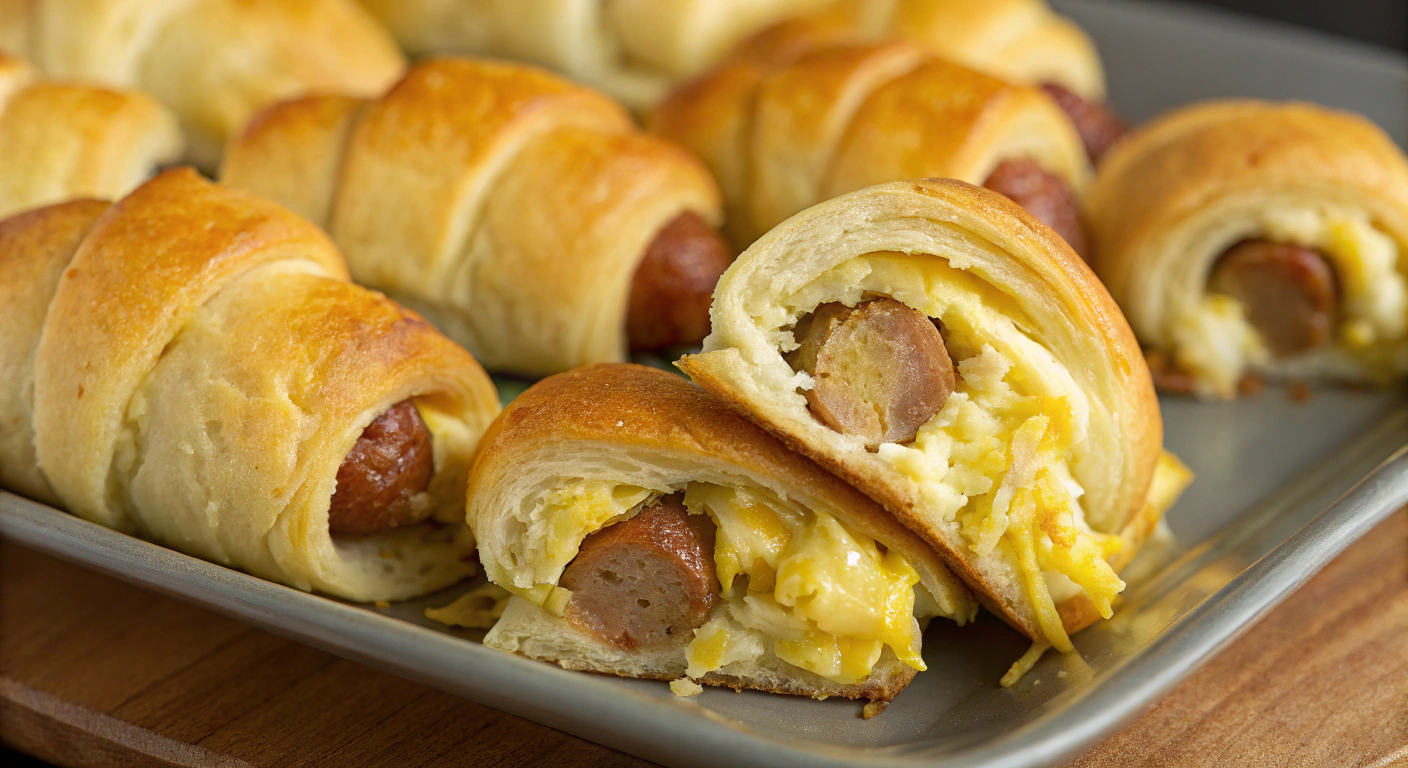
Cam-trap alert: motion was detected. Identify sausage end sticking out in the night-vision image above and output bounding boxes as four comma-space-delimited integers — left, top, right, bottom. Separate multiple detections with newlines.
786, 299, 956, 446
984, 158, 1088, 258
1039, 82, 1129, 164
627, 212, 733, 351
328, 399, 436, 536
1209, 239, 1339, 358
561, 495, 718, 649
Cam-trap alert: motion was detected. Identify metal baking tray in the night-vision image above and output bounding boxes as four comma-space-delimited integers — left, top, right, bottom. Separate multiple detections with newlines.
4, 1, 1407, 765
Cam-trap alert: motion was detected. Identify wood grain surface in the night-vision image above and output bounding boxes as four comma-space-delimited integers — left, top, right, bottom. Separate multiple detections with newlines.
2, 509, 1406, 768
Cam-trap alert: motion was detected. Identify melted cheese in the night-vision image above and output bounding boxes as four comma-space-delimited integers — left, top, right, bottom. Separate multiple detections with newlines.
1173, 208, 1407, 396
876, 342, 1122, 651
682, 484, 925, 685
776, 252, 1130, 652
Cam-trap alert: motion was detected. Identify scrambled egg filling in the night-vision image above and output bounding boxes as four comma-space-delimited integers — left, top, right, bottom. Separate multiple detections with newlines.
876, 341, 1123, 652
1173, 209, 1407, 396
504, 481, 653, 613
505, 479, 926, 686
681, 484, 925, 685
773, 251, 1125, 652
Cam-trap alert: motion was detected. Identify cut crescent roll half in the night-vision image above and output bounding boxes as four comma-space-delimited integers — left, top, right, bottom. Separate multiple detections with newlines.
0, 54, 182, 219
0, 169, 501, 601
2, 0, 405, 168
470, 363, 977, 701
1088, 100, 1408, 399
222, 57, 729, 377
679, 179, 1191, 651
650, 36, 1091, 255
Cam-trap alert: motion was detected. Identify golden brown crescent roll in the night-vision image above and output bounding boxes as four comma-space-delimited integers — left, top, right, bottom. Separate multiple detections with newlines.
0, 55, 181, 219
468, 363, 976, 702
678, 179, 1190, 651
0, 168, 501, 601
809, 0, 1105, 102
221, 58, 727, 377
2, 0, 404, 168
651, 37, 1090, 251
735, 2, 1125, 163
1087, 101, 1408, 399
353, 0, 835, 109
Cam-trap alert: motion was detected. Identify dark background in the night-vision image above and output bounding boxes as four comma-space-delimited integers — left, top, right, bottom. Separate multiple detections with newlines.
1164, 0, 1407, 52
0, 2, 1402, 768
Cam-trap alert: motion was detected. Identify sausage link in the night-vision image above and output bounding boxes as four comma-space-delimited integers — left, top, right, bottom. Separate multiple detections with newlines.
328, 399, 436, 536
627, 212, 733, 351
786, 299, 956, 446
561, 495, 718, 649
1209, 239, 1339, 358
1040, 83, 1129, 164
983, 159, 1088, 258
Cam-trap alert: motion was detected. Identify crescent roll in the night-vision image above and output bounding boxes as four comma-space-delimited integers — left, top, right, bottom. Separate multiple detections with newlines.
678, 179, 1190, 651
0, 169, 501, 601
651, 38, 1090, 253
1087, 101, 1408, 399
470, 363, 977, 702
3, 0, 405, 168
353, 0, 835, 109
808, 0, 1105, 103
221, 58, 728, 377
0, 55, 181, 218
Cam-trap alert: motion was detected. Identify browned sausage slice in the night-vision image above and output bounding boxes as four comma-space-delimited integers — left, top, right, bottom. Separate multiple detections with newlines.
983, 159, 1088, 258
786, 299, 956, 446
627, 212, 733, 351
1040, 83, 1129, 164
561, 495, 718, 649
1209, 239, 1339, 358
328, 399, 436, 536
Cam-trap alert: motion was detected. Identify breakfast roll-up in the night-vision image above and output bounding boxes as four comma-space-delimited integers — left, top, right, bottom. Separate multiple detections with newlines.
470, 363, 977, 702
651, 38, 1091, 254
679, 178, 1190, 652
222, 58, 729, 377
1087, 101, 1408, 399
0, 169, 501, 601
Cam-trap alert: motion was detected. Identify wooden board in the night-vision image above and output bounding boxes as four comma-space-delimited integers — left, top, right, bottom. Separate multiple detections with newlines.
3, 510, 1407, 768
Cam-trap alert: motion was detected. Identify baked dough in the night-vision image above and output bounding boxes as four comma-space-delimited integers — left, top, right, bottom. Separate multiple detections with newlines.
221, 58, 723, 377
651, 38, 1088, 248
679, 178, 1189, 651
0, 55, 181, 218
470, 363, 977, 700
1087, 101, 1408, 398
3, 0, 404, 168
354, 0, 835, 109
799, 0, 1105, 101
0, 169, 500, 601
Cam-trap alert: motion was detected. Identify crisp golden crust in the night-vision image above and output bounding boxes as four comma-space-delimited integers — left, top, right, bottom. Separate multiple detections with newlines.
32, 168, 349, 527
220, 95, 365, 227
1089, 101, 1408, 319
651, 35, 1088, 248
679, 178, 1163, 641
0, 54, 181, 219
21, 0, 404, 168
223, 58, 724, 377
9, 169, 500, 600
0, 199, 110, 504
